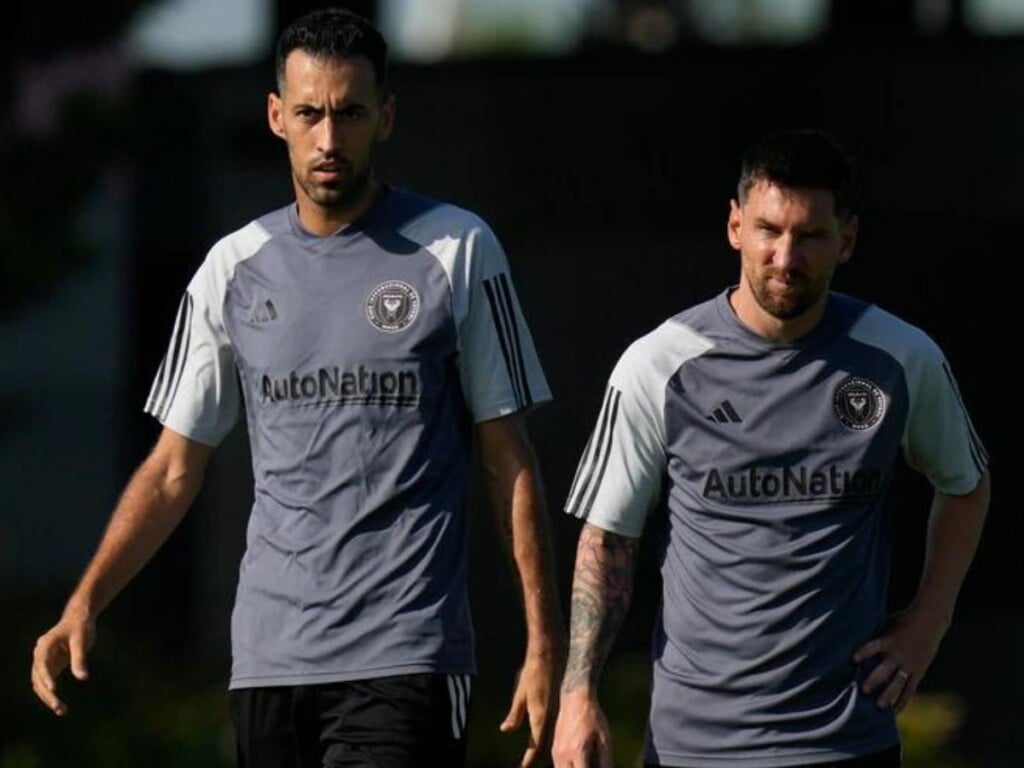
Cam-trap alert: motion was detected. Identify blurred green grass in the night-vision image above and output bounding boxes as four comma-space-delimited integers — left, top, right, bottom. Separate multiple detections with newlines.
1, 597, 1007, 767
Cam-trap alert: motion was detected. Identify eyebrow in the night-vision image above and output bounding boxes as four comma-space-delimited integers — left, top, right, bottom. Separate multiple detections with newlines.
290, 99, 366, 111
752, 217, 831, 237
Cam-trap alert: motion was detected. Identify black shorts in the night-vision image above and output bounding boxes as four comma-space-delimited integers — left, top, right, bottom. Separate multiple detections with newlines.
230, 673, 472, 768
645, 744, 901, 768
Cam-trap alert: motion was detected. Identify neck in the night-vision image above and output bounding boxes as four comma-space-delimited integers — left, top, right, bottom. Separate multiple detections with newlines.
729, 288, 828, 343
295, 178, 381, 236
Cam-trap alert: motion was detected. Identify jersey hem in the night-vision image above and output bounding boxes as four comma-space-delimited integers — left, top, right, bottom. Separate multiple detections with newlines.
144, 408, 223, 448
227, 660, 476, 690
933, 463, 989, 496
473, 390, 552, 423
562, 507, 645, 539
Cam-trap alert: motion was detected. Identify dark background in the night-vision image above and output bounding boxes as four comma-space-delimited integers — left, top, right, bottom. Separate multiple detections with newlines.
2, 1, 1021, 766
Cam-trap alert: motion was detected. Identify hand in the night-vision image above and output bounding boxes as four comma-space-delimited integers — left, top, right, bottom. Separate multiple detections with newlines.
31, 606, 96, 716
853, 603, 949, 714
551, 689, 613, 768
500, 651, 561, 767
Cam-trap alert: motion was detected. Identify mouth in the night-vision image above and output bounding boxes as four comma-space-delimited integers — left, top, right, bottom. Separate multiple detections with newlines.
768, 271, 804, 288
311, 161, 349, 182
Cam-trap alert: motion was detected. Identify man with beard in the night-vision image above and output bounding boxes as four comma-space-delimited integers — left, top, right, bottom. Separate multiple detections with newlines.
551, 129, 990, 768
31, 8, 564, 768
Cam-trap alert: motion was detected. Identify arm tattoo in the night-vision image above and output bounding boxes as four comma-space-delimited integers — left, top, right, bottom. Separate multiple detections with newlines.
561, 524, 639, 692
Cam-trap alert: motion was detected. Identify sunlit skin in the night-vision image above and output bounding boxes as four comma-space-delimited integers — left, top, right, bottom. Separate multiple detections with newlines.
268, 50, 395, 236
727, 179, 858, 342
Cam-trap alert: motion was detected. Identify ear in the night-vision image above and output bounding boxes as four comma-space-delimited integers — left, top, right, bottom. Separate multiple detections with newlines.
838, 214, 859, 264
376, 94, 396, 143
727, 199, 743, 251
267, 92, 286, 140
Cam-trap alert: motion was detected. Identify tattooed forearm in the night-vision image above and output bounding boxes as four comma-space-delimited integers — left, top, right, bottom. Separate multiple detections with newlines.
561, 523, 639, 693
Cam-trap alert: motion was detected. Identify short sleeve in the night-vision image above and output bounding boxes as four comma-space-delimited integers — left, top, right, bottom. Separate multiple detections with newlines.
903, 344, 988, 495
564, 340, 668, 538
144, 253, 240, 446
458, 224, 551, 421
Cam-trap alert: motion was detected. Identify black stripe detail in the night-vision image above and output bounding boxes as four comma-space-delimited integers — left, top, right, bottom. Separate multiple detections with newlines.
580, 389, 622, 517
566, 388, 611, 509
146, 353, 170, 413
712, 408, 728, 423
568, 386, 620, 516
154, 293, 191, 418
482, 278, 523, 408
941, 362, 988, 470
161, 294, 194, 420
721, 400, 742, 422
497, 273, 533, 407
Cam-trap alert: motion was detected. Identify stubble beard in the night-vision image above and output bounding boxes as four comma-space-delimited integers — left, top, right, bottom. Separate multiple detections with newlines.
296, 160, 373, 213
751, 271, 822, 321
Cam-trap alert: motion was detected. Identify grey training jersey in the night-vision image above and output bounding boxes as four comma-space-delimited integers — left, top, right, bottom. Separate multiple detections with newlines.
566, 289, 987, 767
145, 187, 551, 689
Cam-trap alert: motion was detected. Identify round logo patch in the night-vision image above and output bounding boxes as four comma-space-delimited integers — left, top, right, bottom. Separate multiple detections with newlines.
366, 280, 420, 333
833, 376, 885, 431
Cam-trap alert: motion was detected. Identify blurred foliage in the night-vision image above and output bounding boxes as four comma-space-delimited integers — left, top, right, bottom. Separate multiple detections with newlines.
899, 693, 970, 768
0, 592, 994, 767
2, 592, 232, 768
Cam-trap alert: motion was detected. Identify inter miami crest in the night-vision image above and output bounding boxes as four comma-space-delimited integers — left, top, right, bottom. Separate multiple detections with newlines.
366, 280, 420, 333
833, 376, 885, 431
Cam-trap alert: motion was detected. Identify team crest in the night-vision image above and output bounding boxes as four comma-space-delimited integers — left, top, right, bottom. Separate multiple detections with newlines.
366, 280, 420, 333
833, 376, 885, 431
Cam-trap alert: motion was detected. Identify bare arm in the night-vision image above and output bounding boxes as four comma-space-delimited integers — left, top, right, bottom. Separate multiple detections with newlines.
552, 523, 639, 768
477, 413, 565, 768
856, 470, 991, 712
31, 427, 213, 715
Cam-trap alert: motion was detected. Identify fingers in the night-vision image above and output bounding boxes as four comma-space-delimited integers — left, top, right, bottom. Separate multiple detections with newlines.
31, 636, 69, 716
519, 743, 543, 768
521, 708, 555, 767
852, 637, 882, 665
860, 656, 918, 712
854, 634, 920, 711
892, 670, 918, 714
69, 633, 90, 681
873, 667, 911, 710
514, 696, 554, 766
860, 654, 899, 696
501, 695, 525, 733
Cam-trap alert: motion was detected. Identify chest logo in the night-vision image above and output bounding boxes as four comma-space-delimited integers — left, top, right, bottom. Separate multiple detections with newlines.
833, 376, 885, 431
366, 280, 419, 333
251, 298, 278, 324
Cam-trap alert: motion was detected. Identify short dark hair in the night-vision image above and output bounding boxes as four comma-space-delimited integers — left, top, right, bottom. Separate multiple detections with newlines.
275, 8, 389, 96
737, 129, 857, 219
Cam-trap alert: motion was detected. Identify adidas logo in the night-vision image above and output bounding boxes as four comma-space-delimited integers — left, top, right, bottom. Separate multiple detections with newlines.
706, 400, 742, 423
252, 298, 278, 324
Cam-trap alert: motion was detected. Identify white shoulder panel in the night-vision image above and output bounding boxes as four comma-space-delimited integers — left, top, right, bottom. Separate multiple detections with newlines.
566, 319, 714, 537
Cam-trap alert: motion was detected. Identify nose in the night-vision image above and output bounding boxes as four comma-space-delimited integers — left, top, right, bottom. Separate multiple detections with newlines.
772, 232, 800, 269
316, 115, 342, 154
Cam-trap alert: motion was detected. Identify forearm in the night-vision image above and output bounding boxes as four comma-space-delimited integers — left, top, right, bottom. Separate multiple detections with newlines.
910, 471, 991, 625
561, 523, 638, 694
477, 414, 564, 659
67, 449, 205, 619
490, 457, 564, 655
